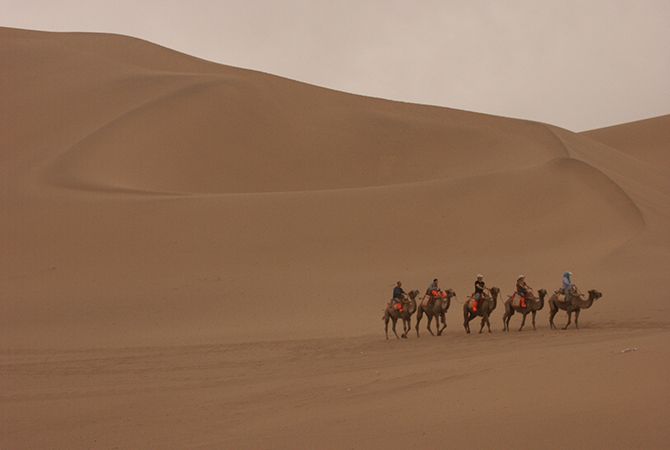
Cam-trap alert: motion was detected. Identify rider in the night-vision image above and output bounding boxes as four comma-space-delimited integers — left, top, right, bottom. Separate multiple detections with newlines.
427, 278, 446, 303
562, 271, 573, 303
516, 275, 531, 308
473, 274, 487, 312
393, 281, 407, 313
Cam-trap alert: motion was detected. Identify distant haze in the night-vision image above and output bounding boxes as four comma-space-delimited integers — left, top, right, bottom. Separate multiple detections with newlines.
2, 0, 669, 131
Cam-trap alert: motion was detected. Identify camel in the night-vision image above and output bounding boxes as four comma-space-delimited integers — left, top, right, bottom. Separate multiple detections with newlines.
502, 289, 547, 331
382, 290, 419, 339
415, 289, 456, 337
548, 288, 602, 330
463, 287, 500, 334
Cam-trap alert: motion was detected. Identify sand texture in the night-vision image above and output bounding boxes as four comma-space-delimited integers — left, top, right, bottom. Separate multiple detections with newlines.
2, 27, 669, 449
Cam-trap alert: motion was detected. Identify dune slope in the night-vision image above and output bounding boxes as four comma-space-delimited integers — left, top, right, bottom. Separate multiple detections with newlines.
2, 27, 655, 344
2, 27, 667, 345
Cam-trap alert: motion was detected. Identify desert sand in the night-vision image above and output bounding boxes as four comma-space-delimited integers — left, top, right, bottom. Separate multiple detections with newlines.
1, 27, 669, 449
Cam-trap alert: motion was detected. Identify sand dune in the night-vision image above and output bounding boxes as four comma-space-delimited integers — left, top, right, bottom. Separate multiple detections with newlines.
2, 27, 669, 449
581, 114, 670, 171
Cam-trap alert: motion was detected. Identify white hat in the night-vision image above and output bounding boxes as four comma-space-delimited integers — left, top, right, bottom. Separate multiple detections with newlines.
518, 275, 525, 279
477, 274, 483, 278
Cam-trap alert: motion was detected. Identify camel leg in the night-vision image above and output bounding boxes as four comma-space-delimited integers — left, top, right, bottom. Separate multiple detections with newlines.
426, 315, 435, 336
391, 318, 400, 339
519, 313, 527, 331
415, 311, 422, 338
437, 314, 447, 336
531, 310, 537, 330
464, 311, 472, 334
574, 309, 581, 330
549, 307, 557, 330
431, 314, 442, 336
506, 305, 516, 331
563, 310, 572, 330
401, 318, 410, 338
479, 314, 491, 333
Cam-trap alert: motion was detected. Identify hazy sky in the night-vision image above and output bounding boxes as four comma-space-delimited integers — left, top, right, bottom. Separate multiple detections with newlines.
2, 0, 669, 131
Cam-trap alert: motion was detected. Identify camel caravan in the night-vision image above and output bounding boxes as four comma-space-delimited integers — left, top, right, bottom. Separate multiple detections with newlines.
383, 273, 602, 339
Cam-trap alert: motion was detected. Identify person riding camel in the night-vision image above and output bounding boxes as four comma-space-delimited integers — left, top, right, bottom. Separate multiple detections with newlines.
562, 271, 573, 303
393, 281, 408, 313
426, 278, 446, 304
516, 275, 532, 308
473, 274, 488, 312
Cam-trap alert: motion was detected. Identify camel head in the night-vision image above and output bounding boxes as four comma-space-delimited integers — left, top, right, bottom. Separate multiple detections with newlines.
405, 289, 420, 314
445, 289, 456, 299
589, 290, 602, 300
538, 288, 547, 298
490, 287, 500, 299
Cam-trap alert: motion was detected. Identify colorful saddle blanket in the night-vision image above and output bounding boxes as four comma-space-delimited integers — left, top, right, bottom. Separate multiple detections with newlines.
391, 301, 404, 312
510, 293, 525, 308
421, 293, 445, 307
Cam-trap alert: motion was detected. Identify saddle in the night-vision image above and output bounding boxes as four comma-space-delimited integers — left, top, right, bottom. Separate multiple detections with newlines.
556, 288, 578, 303
421, 295, 435, 308
510, 292, 527, 308
390, 301, 404, 313
422, 291, 445, 307
467, 294, 489, 312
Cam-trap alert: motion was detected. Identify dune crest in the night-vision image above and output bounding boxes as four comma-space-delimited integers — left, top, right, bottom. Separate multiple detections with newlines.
0, 28, 568, 195
581, 114, 670, 171
39, 78, 570, 194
